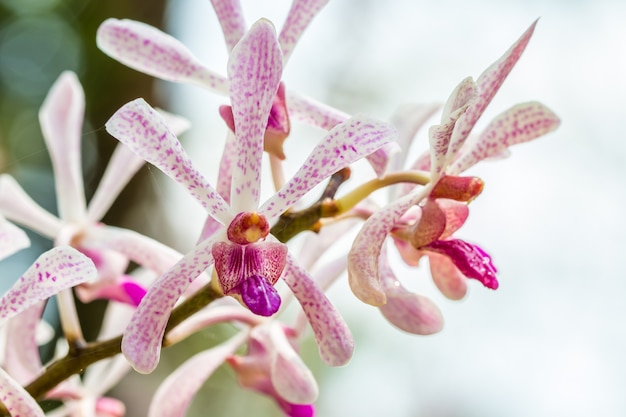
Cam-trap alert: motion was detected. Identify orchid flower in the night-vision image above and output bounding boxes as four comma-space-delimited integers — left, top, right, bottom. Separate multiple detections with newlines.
0, 245, 97, 416
0, 71, 189, 308
348, 21, 560, 311
149, 303, 317, 417
105, 19, 395, 374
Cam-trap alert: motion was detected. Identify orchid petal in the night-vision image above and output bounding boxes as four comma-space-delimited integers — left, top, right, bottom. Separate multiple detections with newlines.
0, 216, 29, 261
0, 367, 44, 417
3, 302, 45, 385
428, 253, 467, 300
378, 248, 443, 335
121, 237, 216, 373
279, 0, 329, 63
438, 199, 469, 238
429, 102, 469, 178
0, 246, 96, 320
283, 256, 353, 366
409, 199, 445, 248
96, 18, 228, 92
210, 0, 247, 52
105, 98, 232, 224
85, 225, 182, 276
365, 142, 401, 178
445, 21, 537, 165
269, 325, 318, 403
285, 93, 348, 130
148, 333, 247, 417
86, 143, 145, 223
261, 115, 396, 222
76, 277, 146, 307
0, 175, 63, 239
451, 102, 560, 174
228, 19, 283, 212
348, 187, 430, 306
440, 77, 477, 122
39, 71, 87, 223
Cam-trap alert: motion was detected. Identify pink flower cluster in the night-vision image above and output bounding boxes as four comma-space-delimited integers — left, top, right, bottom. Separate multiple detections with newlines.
0, 0, 559, 416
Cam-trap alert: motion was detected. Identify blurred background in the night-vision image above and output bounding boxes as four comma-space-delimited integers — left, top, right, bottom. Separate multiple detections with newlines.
0, 0, 625, 416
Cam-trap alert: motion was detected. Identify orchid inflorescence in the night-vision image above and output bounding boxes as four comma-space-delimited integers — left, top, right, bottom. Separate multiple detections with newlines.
0, 0, 559, 416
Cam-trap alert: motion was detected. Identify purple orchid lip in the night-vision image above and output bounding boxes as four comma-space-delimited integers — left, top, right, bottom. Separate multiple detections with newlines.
425, 239, 499, 289
239, 274, 282, 316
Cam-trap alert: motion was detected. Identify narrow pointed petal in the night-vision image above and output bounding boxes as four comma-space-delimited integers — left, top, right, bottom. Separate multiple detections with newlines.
378, 249, 443, 335
0, 175, 63, 240
121, 238, 216, 373
0, 367, 44, 417
228, 19, 283, 212
440, 77, 477, 122
261, 115, 396, 222
348, 187, 430, 306
210, 0, 247, 52
85, 225, 183, 276
39, 71, 87, 223
283, 256, 353, 366
97, 18, 228, 92
86, 143, 145, 223
279, 0, 329, 63
148, 333, 247, 417
445, 21, 537, 165
0, 246, 96, 320
0, 216, 29, 261
3, 302, 45, 385
451, 102, 560, 174
105, 98, 232, 224
270, 325, 318, 403
429, 103, 469, 178
428, 253, 467, 300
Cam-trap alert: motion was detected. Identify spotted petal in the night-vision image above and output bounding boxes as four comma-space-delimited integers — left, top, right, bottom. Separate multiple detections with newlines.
450, 101, 560, 174
0, 367, 44, 417
210, 0, 247, 52
121, 237, 217, 373
39, 71, 87, 223
3, 302, 45, 385
0, 215, 29, 261
285, 93, 348, 130
105, 98, 232, 224
445, 21, 537, 166
0, 246, 96, 320
428, 253, 467, 300
148, 333, 247, 417
261, 115, 397, 223
348, 184, 435, 306
96, 18, 228, 92
279, 0, 329, 63
283, 256, 353, 366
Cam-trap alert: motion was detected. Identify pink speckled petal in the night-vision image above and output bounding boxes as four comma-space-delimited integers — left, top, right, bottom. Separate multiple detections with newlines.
121, 237, 216, 374
348, 187, 430, 306
451, 102, 560, 174
0, 367, 44, 417
0, 175, 62, 239
283, 256, 353, 366
96, 18, 228, 92
210, 0, 247, 52
105, 98, 232, 224
261, 115, 396, 222
0, 246, 96, 320
445, 21, 537, 165
39, 71, 86, 223
85, 225, 183, 277
3, 302, 45, 385
365, 142, 401, 178
440, 77, 477, 122
428, 252, 467, 300
438, 199, 469, 238
279, 0, 329, 63
286, 93, 348, 130
86, 143, 145, 223
0, 215, 29, 261
269, 325, 318, 403
148, 332, 247, 417
378, 249, 443, 335
228, 19, 283, 212
428, 102, 469, 178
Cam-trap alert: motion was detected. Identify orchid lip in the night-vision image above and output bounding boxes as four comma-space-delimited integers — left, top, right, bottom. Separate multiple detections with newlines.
239, 274, 281, 316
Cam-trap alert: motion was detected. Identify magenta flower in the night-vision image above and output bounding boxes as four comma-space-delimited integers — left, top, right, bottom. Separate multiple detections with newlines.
348, 21, 560, 310
106, 19, 395, 374
0, 71, 187, 307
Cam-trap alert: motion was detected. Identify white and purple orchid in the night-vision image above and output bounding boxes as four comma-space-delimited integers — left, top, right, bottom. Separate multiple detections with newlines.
106, 19, 395, 374
347, 21, 560, 312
